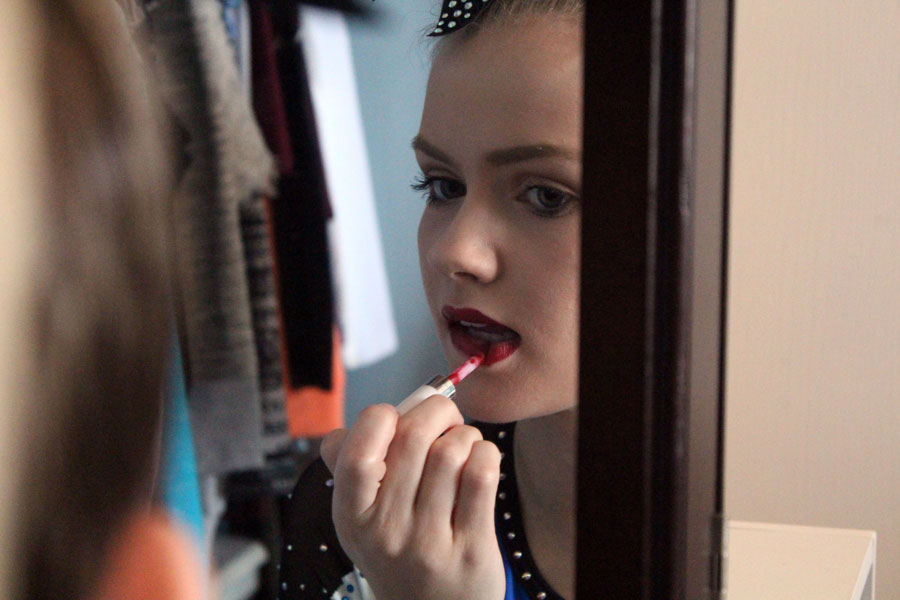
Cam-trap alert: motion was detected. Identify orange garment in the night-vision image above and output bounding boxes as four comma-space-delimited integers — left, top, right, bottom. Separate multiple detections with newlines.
285, 326, 345, 438
263, 199, 344, 438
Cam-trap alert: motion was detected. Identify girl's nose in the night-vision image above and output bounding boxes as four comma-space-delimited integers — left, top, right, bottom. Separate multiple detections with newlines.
427, 195, 500, 284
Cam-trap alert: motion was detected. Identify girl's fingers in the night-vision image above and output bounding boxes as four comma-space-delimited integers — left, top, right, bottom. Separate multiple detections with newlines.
375, 394, 465, 518
452, 440, 502, 539
332, 404, 399, 519
414, 424, 485, 532
320, 428, 349, 475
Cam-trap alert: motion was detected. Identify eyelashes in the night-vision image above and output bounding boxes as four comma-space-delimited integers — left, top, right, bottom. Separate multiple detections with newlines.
411, 175, 466, 205
411, 173, 580, 218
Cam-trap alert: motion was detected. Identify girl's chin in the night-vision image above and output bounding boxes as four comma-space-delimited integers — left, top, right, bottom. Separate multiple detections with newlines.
454, 388, 535, 424
454, 381, 578, 424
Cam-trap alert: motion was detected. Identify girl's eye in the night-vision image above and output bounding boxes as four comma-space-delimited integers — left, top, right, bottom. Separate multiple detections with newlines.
520, 185, 578, 217
411, 175, 466, 204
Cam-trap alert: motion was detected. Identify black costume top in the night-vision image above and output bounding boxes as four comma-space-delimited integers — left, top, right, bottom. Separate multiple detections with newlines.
278, 422, 565, 600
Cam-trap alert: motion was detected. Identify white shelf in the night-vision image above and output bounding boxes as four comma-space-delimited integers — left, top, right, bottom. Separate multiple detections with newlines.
213, 535, 269, 600
726, 521, 876, 600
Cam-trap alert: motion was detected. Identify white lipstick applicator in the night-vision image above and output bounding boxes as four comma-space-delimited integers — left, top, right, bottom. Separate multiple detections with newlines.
396, 354, 484, 415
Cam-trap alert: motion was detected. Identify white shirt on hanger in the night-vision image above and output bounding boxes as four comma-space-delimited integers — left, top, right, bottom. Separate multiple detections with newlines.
299, 5, 399, 370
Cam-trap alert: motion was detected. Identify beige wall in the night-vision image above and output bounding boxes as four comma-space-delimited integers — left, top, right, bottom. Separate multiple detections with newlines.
725, 0, 900, 596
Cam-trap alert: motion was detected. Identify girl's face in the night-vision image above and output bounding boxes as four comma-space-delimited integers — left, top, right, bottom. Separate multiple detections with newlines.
416, 15, 583, 423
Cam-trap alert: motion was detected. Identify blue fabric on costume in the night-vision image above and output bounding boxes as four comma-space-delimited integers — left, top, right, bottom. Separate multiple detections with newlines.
498, 528, 531, 600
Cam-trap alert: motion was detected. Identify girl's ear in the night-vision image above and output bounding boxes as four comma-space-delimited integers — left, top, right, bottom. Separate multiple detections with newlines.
90, 510, 207, 600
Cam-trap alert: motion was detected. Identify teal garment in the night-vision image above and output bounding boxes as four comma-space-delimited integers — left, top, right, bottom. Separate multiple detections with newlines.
161, 338, 205, 546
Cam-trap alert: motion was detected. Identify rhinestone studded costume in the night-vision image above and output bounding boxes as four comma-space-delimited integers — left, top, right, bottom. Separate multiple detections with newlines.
278, 422, 565, 600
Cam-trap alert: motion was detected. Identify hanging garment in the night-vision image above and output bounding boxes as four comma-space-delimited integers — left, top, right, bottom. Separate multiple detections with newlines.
258, 1, 335, 395
299, 5, 399, 370
141, 0, 276, 476
240, 195, 292, 457
253, 0, 346, 436
285, 326, 346, 438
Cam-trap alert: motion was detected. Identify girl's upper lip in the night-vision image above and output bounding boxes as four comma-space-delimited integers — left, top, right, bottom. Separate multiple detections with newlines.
441, 305, 512, 330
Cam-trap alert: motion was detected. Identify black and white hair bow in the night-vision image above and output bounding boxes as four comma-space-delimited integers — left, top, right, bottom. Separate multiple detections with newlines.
429, 0, 494, 36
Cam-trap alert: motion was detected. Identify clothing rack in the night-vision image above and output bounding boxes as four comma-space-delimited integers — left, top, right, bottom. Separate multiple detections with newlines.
118, 0, 393, 597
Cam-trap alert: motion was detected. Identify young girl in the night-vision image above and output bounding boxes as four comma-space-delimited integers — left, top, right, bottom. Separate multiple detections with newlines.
1, 2, 207, 600
281, 2, 583, 598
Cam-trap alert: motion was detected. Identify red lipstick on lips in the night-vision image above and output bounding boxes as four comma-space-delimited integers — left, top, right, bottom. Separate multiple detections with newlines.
441, 306, 521, 366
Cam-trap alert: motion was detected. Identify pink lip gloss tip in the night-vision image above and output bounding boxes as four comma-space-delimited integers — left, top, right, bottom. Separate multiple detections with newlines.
449, 354, 485, 386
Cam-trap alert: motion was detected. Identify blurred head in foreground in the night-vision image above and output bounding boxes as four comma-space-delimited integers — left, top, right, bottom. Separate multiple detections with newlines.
0, 1, 203, 599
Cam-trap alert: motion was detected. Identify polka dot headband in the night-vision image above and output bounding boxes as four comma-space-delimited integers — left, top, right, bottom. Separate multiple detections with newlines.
428, 0, 493, 36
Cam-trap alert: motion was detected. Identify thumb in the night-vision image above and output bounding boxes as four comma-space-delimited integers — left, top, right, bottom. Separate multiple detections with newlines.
319, 428, 349, 474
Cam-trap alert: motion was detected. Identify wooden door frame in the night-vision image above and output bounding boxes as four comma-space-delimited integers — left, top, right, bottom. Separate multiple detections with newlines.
577, 1, 733, 598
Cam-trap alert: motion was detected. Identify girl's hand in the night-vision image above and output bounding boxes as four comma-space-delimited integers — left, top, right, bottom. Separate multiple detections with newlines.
320, 395, 505, 600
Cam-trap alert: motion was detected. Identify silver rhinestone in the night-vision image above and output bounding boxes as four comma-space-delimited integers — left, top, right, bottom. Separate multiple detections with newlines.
453, 9, 462, 16
464, 12, 471, 18
448, 21, 456, 28
522, 572, 532, 581
498, 430, 507, 439
448, 0, 457, 6
287, 544, 293, 551
537, 593, 547, 599
503, 512, 511, 520
507, 531, 516, 540
513, 551, 523, 559
465, 1, 473, 7
322, 588, 328, 594
319, 544, 328, 552
499, 472, 506, 481
287, 493, 293, 499
325, 478, 334, 487
442, 12, 448, 17
282, 582, 288, 590
300, 584, 306, 590
433, 28, 443, 33
438, 20, 444, 25
498, 491, 507, 500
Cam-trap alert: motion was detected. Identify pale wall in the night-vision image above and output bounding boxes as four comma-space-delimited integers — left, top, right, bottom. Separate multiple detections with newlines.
724, 0, 900, 597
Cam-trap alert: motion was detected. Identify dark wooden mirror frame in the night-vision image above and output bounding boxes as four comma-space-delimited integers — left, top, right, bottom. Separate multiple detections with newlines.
577, 1, 734, 598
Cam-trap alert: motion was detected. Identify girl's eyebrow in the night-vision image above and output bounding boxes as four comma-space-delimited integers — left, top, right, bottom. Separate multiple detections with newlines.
412, 135, 579, 168
411, 135, 458, 169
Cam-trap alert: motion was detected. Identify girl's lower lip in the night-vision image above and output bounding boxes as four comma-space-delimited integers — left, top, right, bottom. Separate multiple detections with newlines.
448, 325, 520, 366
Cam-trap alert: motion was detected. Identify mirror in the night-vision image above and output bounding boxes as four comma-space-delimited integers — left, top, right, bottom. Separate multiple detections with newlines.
297, 2, 582, 599
348, 1, 899, 598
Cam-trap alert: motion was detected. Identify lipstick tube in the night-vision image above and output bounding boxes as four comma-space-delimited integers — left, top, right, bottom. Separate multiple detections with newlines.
394, 355, 483, 415
396, 375, 456, 415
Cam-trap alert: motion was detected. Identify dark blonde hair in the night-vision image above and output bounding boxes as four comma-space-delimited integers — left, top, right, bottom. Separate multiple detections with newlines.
15, 1, 171, 599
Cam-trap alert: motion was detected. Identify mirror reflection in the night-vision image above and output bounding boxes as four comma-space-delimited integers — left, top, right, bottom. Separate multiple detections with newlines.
3, 1, 581, 600
291, 2, 582, 599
